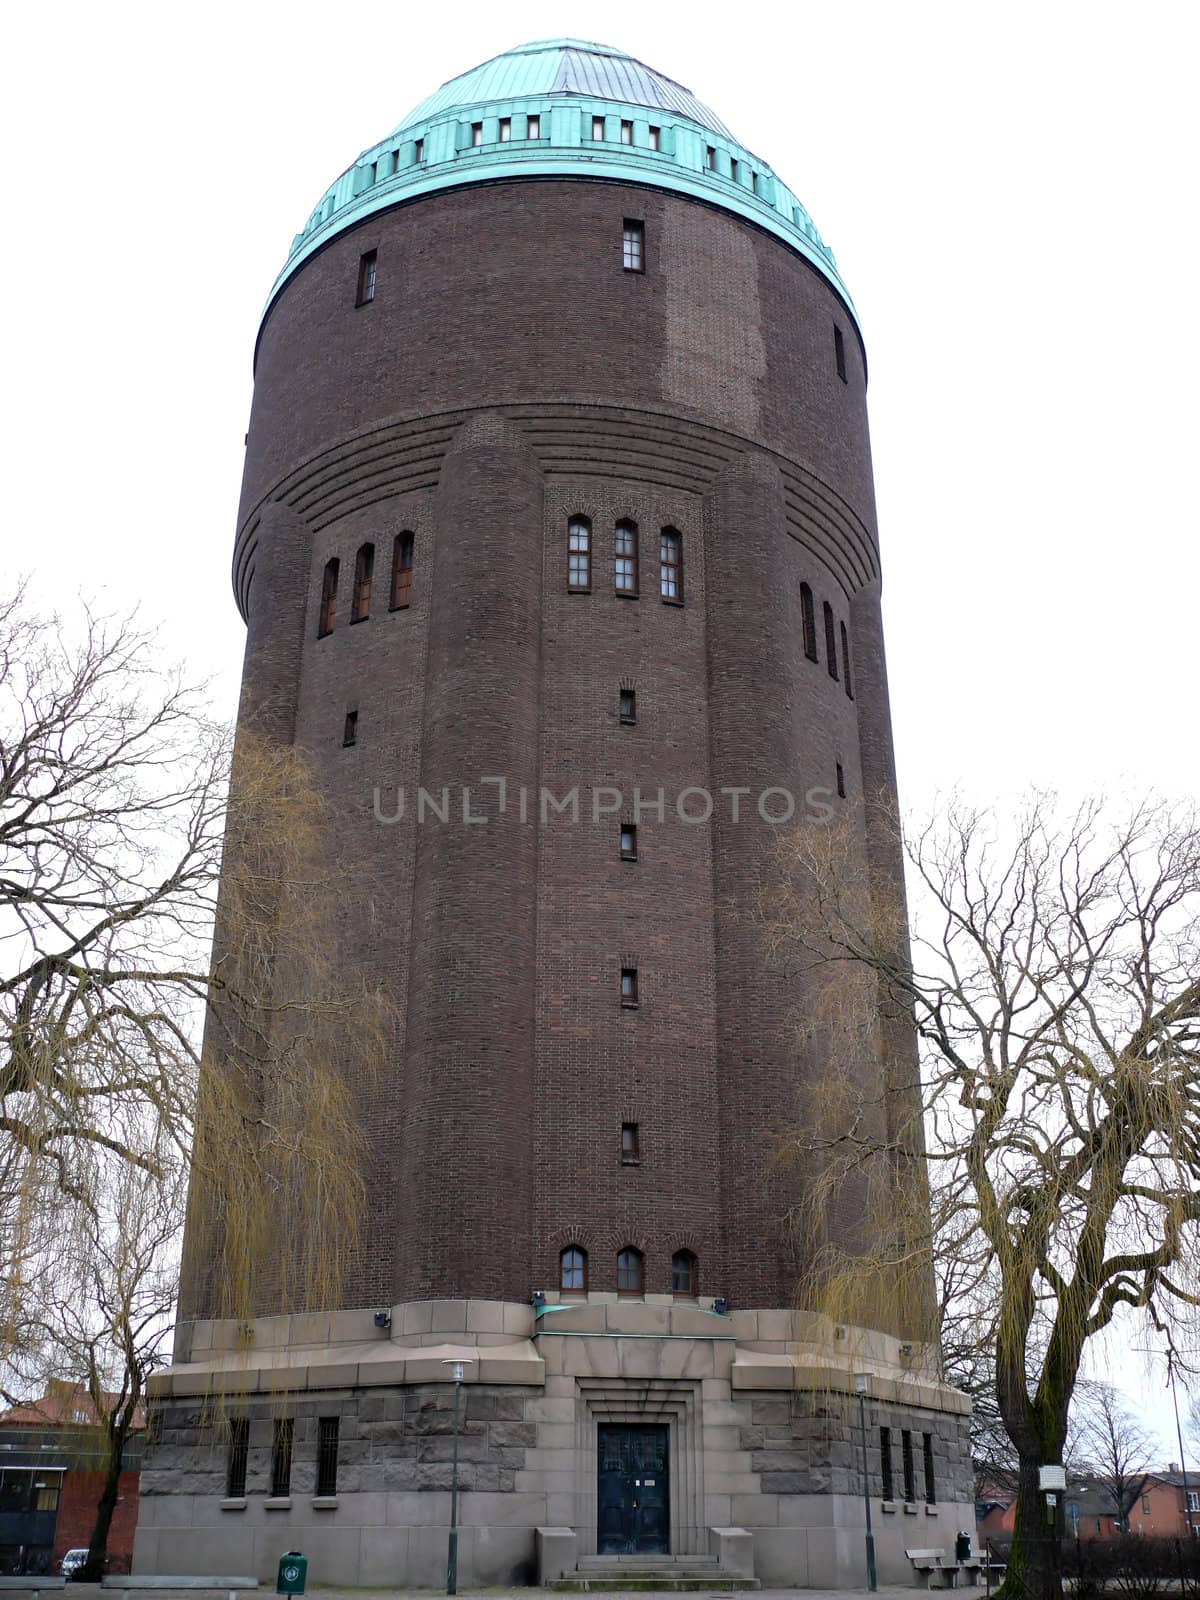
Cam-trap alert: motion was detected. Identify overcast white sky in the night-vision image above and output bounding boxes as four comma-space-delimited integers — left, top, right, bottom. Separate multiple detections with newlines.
4, 0, 1198, 1454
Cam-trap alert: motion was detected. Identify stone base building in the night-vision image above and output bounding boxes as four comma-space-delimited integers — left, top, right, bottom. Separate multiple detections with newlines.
139, 38, 972, 1587
140, 1301, 970, 1586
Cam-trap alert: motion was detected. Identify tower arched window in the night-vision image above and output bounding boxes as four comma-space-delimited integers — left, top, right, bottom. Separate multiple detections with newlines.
800, 583, 817, 662
840, 620, 853, 699
318, 557, 339, 638
617, 1247, 644, 1296
560, 1246, 587, 1292
615, 520, 639, 596
660, 528, 683, 604
390, 531, 414, 610
823, 601, 839, 680
352, 543, 374, 623
568, 516, 592, 592
672, 1250, 698, 1296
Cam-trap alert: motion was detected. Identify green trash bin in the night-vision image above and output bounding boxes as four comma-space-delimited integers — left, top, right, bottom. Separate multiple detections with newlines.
956, 1531, 972, 1562
276, 1551, 307, 1595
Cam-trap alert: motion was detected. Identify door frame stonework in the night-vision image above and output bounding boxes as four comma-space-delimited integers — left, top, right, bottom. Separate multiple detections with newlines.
573, 1379, 704, 1557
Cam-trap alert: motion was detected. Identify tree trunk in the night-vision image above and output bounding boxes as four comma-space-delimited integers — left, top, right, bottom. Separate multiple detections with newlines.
76, 1422, 126, 1583
995, 1453, 1064, 1600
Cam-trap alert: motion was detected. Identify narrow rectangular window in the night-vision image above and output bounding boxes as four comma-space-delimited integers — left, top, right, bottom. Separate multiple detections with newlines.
619, 688, 637, 724
568, 517, 591, 591
880, 1427, 893, 1501
615, 521, 639, 595
343, 709, 358, 747
800, 582, 817, 661
390, 530, 414, 609
498, 117, 511, 142
352, 542, 374, 622
592, 115, 606, 141
823, 601, 839, 679
620, 823, 637, 861
527, 114, 540, 139
356, 250, 377, 307
271, 1418, 294, 1498
834, 324, 848, 383
730, 157, 740, 183
660, 528, 683, 603
317, 1417, 339, 1498
227, 1417, 249, 1499
414, 138, 424, 162
648, 126, 660, 151
621, 1123, 640, 1164
620, 120, 633, 145
471, 122, 483, 146
922, 1433, 936, 1505
750, 171, 759, 193
318, 557, 339, 638
840, 620, 853, 697
836, 762, 846, 798
705, 146, 716, 170
622, 219, 644, 272
901, 1429, 915, 1503
620, 967, 639, 1007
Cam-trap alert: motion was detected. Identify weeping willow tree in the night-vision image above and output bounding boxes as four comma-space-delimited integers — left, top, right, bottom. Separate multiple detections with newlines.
0, 585, 389, 1571
766, 795, 1200, 1600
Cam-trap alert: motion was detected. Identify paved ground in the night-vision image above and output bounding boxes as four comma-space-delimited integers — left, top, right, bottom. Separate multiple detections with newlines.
6, 1587, 994, 1599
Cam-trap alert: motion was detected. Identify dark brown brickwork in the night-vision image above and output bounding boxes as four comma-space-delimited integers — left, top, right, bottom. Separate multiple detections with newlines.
185, 174, 920, 1322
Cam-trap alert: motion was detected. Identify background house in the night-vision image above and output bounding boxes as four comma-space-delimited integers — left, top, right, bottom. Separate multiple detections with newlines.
0, 1381, 143, 1575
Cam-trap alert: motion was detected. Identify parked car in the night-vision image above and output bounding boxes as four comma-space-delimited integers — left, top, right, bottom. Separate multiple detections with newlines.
60, 1549, 89, 1578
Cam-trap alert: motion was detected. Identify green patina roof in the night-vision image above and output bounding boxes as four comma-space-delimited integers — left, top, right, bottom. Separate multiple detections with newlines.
267, 39, 857, 331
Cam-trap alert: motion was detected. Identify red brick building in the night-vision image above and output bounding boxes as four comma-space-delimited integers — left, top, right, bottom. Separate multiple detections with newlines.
0, 1382, 142, 1575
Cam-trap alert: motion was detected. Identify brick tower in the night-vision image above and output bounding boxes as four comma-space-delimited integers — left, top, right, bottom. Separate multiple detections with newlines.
138, 40, 972, 1587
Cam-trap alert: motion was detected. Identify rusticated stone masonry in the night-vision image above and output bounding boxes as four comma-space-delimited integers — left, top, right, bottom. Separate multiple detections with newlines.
142, 1386, 536, 1501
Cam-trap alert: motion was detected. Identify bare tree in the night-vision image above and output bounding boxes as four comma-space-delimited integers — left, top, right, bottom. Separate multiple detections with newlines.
1072, 1382, 1157, 1531
5, 1156, 183, 1579
766, 795, 1200, 1600
0, 584, 389, 1337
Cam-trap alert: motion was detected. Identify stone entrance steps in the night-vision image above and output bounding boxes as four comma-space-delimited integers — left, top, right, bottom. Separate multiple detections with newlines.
550, 1556, 759, 1591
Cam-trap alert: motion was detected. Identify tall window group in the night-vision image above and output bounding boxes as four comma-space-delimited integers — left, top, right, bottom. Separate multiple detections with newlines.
566, 516, 683, 604
316, 532, 415, 636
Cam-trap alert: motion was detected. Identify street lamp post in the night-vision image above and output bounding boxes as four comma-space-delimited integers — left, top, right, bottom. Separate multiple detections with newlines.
854, 1374, 878, 1593
1168, 1354, 1196, 1542
443, 1357, 475, 1595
